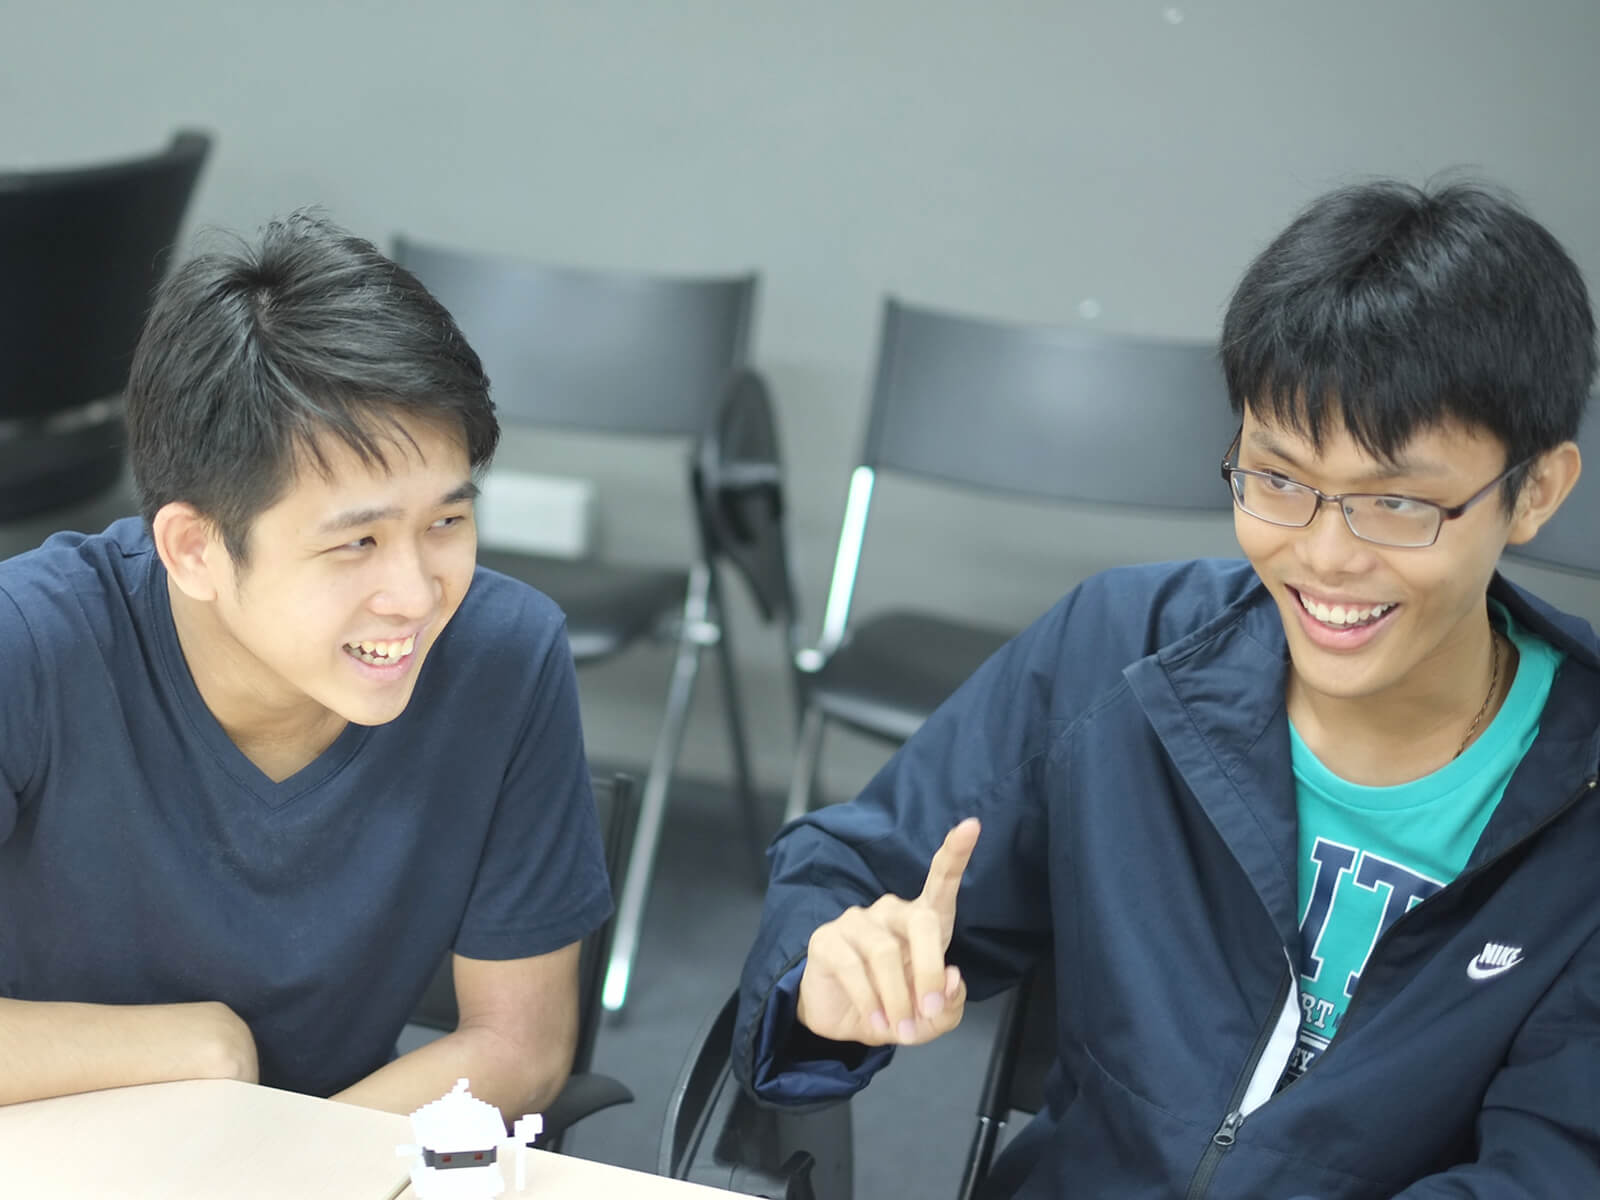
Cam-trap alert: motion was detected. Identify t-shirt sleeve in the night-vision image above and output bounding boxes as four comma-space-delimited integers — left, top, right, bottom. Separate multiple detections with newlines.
450, 618, 613, 960
0, 585, 42, 844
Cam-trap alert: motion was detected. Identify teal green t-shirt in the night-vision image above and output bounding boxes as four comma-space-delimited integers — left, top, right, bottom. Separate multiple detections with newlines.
1280, 602, 1561, 1085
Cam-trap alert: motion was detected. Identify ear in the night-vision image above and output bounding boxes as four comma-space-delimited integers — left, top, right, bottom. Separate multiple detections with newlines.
152, 502, 227, 602
1505, 441, 1581, 547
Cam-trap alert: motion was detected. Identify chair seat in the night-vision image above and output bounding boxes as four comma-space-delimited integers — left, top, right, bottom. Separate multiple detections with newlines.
476, 549, 689, 662
810, 611, 1014, 744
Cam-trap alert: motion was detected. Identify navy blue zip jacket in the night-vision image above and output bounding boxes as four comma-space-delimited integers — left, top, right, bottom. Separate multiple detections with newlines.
734, 559, 1600, 1198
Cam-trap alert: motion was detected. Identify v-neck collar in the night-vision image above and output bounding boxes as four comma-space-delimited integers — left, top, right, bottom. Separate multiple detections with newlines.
143, 549, 369, 808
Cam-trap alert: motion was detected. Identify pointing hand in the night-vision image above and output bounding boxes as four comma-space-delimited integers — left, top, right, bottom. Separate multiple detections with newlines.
796, 818, 980, 1047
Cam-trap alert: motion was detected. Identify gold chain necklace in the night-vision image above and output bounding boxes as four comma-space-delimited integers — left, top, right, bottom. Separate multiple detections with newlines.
1454, 632, 1502, 759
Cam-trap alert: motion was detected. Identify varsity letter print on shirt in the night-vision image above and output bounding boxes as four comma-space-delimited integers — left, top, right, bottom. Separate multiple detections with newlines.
1283, 838, 1442, 1083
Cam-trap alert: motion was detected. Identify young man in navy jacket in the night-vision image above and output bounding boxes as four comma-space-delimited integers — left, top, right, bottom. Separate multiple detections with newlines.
735, 180, 1599, 1197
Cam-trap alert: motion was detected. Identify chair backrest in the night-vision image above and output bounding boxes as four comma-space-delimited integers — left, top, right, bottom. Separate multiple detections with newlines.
1503, 399, 1600, 577
0, 131, 211, 422
659, 990, 851, 1200
815, 297, 1239, 653
410, 771, 638, 1082
392, 236, 757, 437
958, 966, 1057, 1200
863, 297, 1238, 507
659, 991, 740, 1180
987, 967, 1057, 1121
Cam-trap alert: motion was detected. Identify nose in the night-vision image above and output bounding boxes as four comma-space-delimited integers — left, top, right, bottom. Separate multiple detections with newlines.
370, 538, 439, 620
1295, 498, 1376, 579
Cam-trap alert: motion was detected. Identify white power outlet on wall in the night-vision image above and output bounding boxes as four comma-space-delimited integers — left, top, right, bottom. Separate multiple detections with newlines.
475, 469, 596, 560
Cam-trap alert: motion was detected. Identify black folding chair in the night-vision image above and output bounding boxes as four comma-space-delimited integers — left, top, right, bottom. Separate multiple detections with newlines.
392, 237, 763, 1016
0, 130, 210, 520
958, 968, 1057, 1200
660, 991, 853, 1200
785, 297, 1238, 821
408, 772, 639, 1151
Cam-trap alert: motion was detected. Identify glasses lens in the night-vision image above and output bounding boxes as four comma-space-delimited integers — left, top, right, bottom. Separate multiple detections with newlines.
1231, 471, 1316, 525
1341, 495, 1441, 547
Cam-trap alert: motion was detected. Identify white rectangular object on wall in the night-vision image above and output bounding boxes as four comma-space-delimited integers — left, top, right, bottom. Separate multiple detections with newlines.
476, 469, 596, 560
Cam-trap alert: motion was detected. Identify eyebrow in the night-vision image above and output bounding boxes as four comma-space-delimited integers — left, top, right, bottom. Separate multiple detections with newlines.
315, 481, 480, 536
1243, 431, 1452, 484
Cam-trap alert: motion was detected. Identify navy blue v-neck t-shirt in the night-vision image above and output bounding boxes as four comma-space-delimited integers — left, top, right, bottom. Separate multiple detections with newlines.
0, 518, 610, 1096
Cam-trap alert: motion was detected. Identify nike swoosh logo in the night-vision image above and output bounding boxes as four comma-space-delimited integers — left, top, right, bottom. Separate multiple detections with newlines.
1466, 956, 1522, 980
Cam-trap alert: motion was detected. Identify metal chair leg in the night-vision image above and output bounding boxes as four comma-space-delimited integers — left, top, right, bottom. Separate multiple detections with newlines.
957, 1116, 1001, 1200
602, 566, 713, 1016
782, 705, 826, 826
706, 572, 767, 883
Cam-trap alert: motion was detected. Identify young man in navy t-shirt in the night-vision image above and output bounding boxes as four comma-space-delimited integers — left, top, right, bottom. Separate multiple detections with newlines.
0, 214, 611, 1121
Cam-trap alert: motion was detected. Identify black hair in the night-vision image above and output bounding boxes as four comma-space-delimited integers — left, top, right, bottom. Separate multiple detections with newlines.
127, 211, 498, 563
1221, 178, 1596, 506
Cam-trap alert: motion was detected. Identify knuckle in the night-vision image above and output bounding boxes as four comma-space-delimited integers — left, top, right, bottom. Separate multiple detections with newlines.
809, 933, 855, 971
867, 894, 906, 922
844, 907, 886, 939
866, 941, 905, 972
814, 907, 862, 941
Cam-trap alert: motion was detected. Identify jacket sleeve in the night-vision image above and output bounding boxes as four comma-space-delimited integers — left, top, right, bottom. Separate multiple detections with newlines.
1384, 925, 1600, 1197
732, 592, 1076, 1106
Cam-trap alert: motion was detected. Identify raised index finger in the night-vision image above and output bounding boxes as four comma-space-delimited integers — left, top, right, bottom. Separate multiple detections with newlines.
918, 817, 981, 918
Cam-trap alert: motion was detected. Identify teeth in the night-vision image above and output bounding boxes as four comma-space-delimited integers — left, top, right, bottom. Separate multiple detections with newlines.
344, 634, 417, 665
1299, 593, 1394, 627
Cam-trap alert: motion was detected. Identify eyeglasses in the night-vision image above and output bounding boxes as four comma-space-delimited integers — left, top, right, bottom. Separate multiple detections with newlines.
1220, 435, 1527, 548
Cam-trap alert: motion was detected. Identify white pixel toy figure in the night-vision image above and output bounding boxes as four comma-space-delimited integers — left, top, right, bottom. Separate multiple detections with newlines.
396, 1078, 545, 1198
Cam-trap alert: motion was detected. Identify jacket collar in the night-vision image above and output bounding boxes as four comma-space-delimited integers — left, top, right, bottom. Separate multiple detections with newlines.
1473, 574, 1600, 863
1123, 569, 1600, 946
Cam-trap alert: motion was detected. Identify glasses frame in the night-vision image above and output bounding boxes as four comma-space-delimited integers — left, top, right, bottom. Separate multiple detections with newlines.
1220, 433, 1528, 549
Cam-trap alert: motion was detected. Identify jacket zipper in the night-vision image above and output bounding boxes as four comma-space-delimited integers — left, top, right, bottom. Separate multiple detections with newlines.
1182, 972, 1290, 1200
1182, 772, 1597, 1199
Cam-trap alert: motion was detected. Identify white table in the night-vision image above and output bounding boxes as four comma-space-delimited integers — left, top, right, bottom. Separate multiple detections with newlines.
0, 1078, 755, 1199
396, 1147, 761, 1199
0, 1078, 412, 1199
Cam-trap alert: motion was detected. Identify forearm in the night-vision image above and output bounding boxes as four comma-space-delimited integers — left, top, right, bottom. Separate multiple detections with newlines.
332, 1023, 571, 1125
0, 996, 257, 1106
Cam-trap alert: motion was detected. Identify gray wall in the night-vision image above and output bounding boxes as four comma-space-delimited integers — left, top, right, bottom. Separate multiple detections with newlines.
6, 1, 1598, 798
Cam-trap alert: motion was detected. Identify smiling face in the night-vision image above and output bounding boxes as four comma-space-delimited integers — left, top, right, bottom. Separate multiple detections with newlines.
169, 414, 479, 740
1232, 408, 1531, 711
